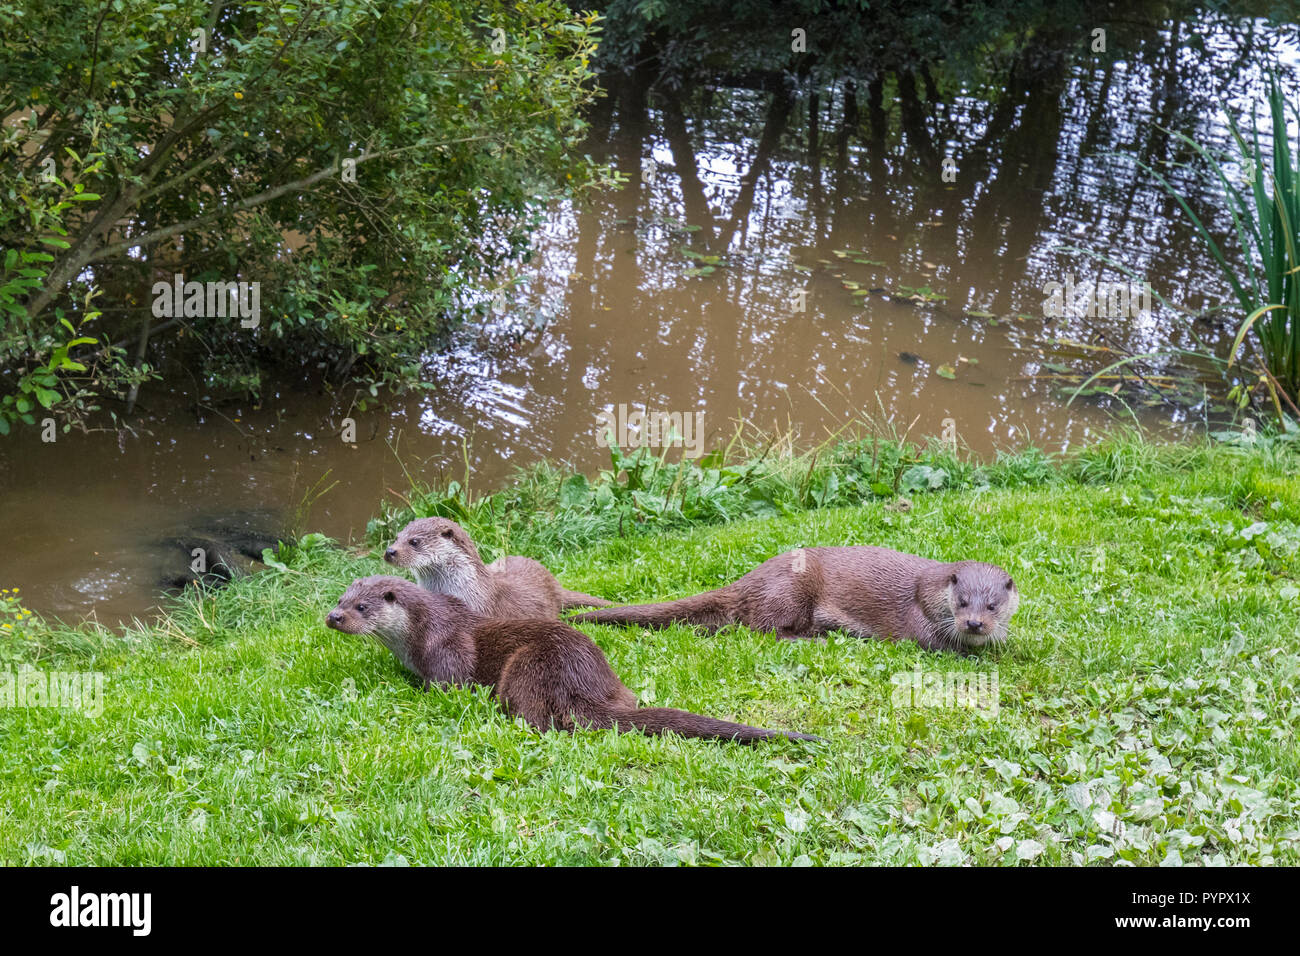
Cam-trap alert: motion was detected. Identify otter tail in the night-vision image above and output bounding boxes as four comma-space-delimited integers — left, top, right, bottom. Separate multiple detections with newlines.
559, 588, 612, 609
573, 590, 733, 629
609, 707, 820, 744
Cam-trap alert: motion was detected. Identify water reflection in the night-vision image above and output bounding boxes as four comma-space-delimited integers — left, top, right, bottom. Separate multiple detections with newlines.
2, 12, 1297, 621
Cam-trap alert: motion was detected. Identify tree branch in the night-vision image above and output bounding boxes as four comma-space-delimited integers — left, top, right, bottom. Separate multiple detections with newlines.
97, 128, 529, 258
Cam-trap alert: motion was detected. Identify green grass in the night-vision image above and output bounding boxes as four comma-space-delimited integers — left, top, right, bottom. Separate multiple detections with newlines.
2, 435, 1299, 865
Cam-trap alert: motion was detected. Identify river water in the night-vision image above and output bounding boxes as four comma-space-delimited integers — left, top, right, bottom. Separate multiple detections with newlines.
2, 12, 1296, 623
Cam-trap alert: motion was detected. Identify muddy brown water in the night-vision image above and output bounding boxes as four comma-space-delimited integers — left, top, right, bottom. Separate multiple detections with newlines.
3, 14, 1297, 624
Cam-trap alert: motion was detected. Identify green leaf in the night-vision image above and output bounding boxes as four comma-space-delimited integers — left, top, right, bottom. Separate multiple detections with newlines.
1227, 303, 1287, 367
261, 549, 290, 572
559, 473, 590, 507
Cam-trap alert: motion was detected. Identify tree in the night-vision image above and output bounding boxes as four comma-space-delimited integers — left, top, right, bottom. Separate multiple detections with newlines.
0, 0, 608, 432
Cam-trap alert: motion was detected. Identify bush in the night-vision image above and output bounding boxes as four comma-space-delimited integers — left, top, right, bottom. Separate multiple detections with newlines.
0, 0, 612, 429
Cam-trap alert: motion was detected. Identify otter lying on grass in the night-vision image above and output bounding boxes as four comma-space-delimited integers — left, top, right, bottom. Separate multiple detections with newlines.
576, 546, 1018, 651
383, 517, 609, 617
326, 575, 818, 744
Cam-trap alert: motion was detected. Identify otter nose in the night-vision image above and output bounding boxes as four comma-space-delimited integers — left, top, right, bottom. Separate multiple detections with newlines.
384, 547, 397, 562
965, 619, 983, 633
326, 611, 342, 627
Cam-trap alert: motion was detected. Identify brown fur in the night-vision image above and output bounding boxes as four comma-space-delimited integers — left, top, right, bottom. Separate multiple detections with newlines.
574, 546, 1018, 651
326, 576, 818, 743
383, 517, 610, 617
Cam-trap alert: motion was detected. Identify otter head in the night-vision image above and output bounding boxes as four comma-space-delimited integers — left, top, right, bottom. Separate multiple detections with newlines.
325, 575, 419, 654
383, 517, 483, 586
944, 562, 1018, 647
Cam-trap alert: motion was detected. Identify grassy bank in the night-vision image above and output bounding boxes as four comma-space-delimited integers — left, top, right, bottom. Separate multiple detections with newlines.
2, 433, 1299, 865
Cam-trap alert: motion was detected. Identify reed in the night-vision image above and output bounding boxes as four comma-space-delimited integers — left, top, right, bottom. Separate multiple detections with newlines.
1141, 74, 1300, 418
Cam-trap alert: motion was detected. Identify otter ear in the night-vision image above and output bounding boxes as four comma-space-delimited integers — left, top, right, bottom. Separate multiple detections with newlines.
383, 589, 396, 603
1006, 578, 1015, 591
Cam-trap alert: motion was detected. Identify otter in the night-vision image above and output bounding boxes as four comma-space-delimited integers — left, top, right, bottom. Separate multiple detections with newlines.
383, 517, 610, 618
326, 576, 817, 743
574, 546, 1018, 652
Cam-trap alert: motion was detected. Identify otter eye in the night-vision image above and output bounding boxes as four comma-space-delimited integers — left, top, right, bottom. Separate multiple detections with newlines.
988, 603, 997, 611
356, 603, 367, 614
441, 529, 454, 538
958, 599, 968, 608
409, 537, 421, 547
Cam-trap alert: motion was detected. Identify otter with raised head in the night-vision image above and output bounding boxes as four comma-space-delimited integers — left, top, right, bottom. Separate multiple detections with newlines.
326, 576, 816, 743
383, 517, 609, 618
574, 546, 1018, 652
